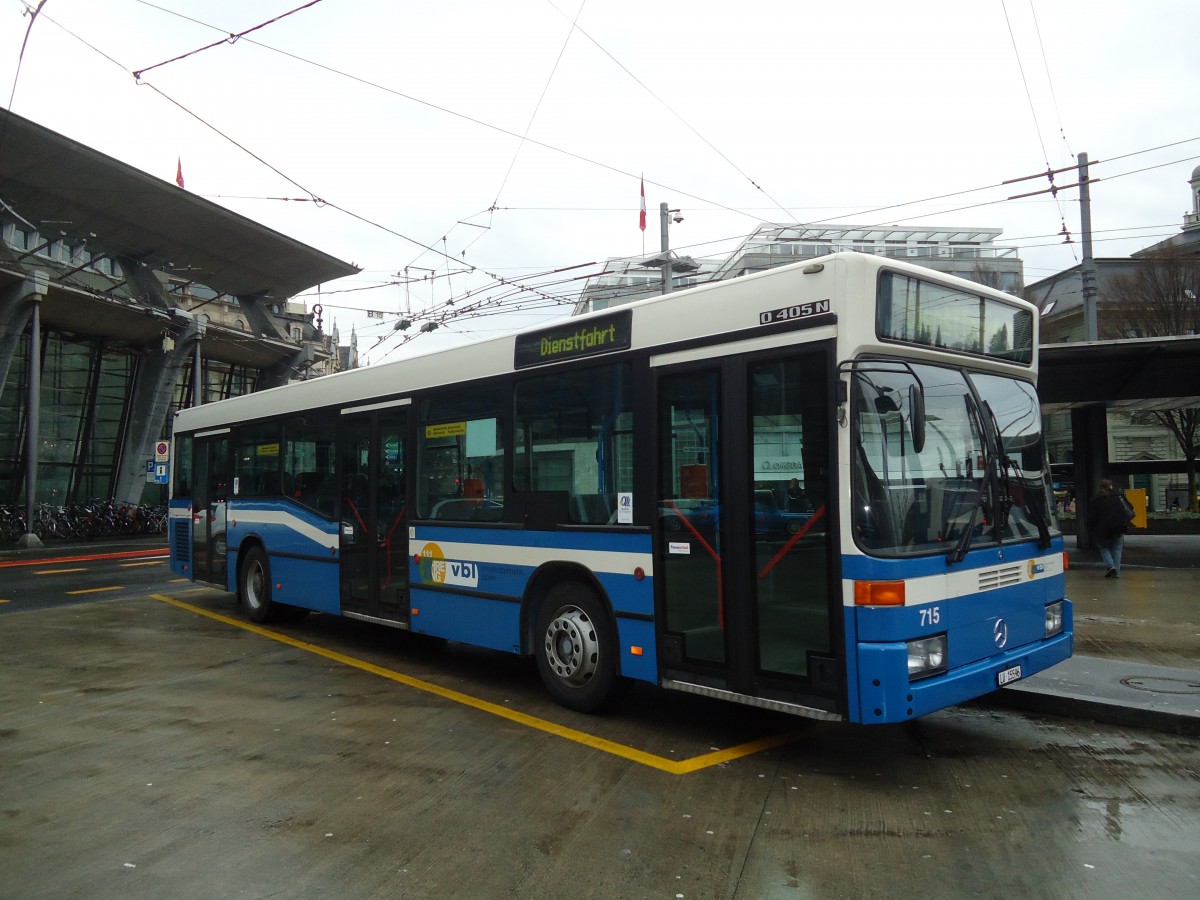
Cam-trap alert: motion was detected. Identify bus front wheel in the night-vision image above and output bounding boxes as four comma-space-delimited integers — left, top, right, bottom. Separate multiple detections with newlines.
239, 545, 276, 623
535, 583, 618, 713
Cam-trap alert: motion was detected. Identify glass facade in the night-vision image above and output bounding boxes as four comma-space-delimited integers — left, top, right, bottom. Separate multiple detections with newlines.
0, 333, 29, 501
171, 359, 258, 424
0, 328, 257, 506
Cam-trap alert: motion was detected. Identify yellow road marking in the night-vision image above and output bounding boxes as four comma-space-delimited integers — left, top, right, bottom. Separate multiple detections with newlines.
67, 586, 125, 595
152, 593, 812, 774
0, 598, 9, 604
120, 561, 166, 568
35, 568, 88, 575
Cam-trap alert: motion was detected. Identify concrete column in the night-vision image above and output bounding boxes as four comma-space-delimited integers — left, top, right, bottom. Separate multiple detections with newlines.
18, 272, 49, 547
112, 322, 203, 506
0, 274, 45, 404
1071, 404, 1110, 550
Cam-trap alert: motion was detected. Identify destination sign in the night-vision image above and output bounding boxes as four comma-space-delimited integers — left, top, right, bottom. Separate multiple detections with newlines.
514, 309, 632, 369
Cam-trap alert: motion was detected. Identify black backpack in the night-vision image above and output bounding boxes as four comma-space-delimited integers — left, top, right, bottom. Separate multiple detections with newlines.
1118, 494, 1135, 531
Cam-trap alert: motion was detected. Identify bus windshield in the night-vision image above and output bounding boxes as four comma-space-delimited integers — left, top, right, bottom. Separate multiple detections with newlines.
851, 360, 1058, 557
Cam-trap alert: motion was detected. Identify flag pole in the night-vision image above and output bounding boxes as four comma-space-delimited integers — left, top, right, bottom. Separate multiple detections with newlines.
639, 174, 646, 255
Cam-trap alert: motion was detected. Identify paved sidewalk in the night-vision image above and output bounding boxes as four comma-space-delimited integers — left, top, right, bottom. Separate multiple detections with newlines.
991, 533, 1200, 734
995, 655, 1200, 734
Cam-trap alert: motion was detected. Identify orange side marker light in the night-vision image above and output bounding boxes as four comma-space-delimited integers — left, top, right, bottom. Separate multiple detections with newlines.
854, 580, 906, 606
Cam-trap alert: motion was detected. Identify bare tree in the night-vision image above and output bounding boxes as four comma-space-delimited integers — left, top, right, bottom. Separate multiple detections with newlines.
969, 262, 1009, 292
1104, 247, 1200, 510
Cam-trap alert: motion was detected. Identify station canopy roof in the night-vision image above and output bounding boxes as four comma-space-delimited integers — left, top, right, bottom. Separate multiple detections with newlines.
0, 108, 358, 299
1039, 335, 1200, 412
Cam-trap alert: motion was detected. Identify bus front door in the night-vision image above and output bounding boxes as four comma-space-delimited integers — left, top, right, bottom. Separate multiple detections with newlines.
191, 433, 230, 587
340, 408, 409, 625
656, 348, 839, 713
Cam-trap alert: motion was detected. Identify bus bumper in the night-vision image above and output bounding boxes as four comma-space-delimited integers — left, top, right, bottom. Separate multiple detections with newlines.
856, 629, 1074, 724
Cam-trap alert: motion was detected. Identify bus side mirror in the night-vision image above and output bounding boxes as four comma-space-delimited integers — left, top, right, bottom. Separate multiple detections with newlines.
909, 383, 926, 454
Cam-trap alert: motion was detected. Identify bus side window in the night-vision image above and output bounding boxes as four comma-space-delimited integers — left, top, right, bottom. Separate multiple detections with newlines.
417, 386, 508, 520
513, 363, 632, 525
173, 434, 194, 497
233, 422, 280, 498
284, 414, 338, 518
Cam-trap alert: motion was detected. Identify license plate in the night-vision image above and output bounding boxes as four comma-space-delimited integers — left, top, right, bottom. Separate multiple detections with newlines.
997, 665, 1022, 687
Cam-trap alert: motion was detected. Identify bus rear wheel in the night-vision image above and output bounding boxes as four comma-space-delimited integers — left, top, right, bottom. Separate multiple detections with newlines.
238, 545, 276, 623
535, 583, 618, 713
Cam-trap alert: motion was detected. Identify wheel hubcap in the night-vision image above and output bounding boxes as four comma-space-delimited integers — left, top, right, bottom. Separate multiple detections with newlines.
246, 563, 265, 609
543, 606, 598, 686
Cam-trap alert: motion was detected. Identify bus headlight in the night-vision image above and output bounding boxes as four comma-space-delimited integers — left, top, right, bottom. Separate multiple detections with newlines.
906, 634, 947, 680
1044, 601, 1064, 638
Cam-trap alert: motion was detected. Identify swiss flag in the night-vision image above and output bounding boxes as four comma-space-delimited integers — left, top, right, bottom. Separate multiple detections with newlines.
176, 158, 185, 189
639, 177, 646, 231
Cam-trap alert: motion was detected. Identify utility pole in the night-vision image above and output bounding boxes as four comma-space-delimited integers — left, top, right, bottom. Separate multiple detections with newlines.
1079, 152, 1099, 342
659, 202, 673, 295
640, 202, 697, 295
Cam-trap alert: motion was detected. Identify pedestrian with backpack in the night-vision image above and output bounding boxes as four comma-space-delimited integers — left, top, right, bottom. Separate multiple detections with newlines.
1087, 478, 1135, 578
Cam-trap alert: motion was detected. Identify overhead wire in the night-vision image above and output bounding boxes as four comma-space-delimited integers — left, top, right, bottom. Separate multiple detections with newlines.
1, 0, 50, 157
541, 0, 797, 225
436, 0, 595, 271
132, 0, 325, 79
1027, 0, 1072, 159
488, 0, 587, 213
1001, 0, 1075, 257
426, 0, 592, 267
309, 138, 1200, 328
18, 3, 1200, 355
31, 6, 586, 314
127, 0, 1194, 276
7, 0, 49, 110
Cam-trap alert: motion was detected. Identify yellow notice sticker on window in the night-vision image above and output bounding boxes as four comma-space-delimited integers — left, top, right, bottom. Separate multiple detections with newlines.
257, 443, 280, 455
425, 422, 467, 439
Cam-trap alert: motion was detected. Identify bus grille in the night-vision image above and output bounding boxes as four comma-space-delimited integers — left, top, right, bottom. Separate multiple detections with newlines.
978, 564, 1022, 591
171, 519, 191, 565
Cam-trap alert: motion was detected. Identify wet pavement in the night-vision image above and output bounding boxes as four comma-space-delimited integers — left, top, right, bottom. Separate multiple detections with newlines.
2, 533, 1198, 898
991, 533, 1200, 735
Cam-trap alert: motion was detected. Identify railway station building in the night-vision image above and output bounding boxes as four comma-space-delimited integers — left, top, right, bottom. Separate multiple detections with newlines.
1, 109, 357, 512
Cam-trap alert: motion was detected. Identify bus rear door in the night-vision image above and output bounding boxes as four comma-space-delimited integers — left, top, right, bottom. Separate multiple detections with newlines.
191, 432, 230, 587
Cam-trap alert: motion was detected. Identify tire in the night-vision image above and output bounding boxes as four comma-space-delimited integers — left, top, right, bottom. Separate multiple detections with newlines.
535, 582, 619, 713
238, 545, 277, 623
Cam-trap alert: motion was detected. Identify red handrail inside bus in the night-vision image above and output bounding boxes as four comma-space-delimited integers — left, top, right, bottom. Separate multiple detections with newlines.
757, 504, 827, 580
664, 498, 724, 627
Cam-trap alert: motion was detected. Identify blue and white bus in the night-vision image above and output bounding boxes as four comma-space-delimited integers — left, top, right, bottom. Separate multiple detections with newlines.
169, 252, 1071, 723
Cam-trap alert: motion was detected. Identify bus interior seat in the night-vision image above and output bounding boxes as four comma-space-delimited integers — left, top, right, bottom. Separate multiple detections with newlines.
432, 498, 503, 522
293, 471, 328, 506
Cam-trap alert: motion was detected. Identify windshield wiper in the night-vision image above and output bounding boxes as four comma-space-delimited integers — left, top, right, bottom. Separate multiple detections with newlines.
947, 393, 995, 565
947, 489, 982, 565
984, 402, 1013, 532
1002, 455, 1054, 550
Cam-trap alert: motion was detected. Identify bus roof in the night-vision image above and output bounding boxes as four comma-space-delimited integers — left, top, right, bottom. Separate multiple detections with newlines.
174, 252, 1036, 433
